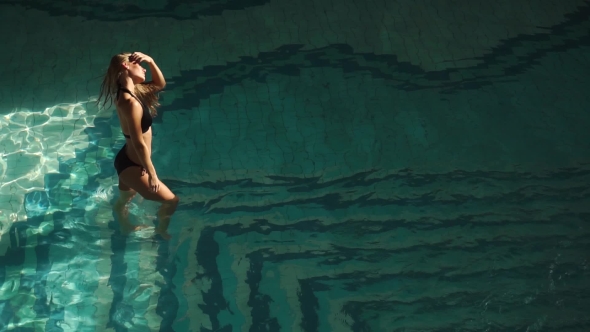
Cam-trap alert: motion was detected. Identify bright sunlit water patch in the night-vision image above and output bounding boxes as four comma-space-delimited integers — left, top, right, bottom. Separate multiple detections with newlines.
1, 1, 590, 328
0, 100, 114, 237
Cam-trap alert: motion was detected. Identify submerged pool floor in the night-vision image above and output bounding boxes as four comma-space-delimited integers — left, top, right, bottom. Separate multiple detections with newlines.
1, 0, 590, 331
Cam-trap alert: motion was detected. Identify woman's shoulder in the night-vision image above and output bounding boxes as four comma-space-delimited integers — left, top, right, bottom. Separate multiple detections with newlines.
116, 95, 143, 114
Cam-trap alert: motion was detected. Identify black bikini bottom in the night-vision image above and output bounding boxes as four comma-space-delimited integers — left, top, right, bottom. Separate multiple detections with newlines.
114, 144, 143, 175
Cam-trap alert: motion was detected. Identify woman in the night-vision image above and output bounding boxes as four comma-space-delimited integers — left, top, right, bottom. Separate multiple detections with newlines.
97, 52, 179, 240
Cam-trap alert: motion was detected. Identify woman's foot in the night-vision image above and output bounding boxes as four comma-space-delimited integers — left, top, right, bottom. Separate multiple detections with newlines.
153, 227, 172, 240
120, 222, 147, 235
153, 213, 172, 240
113, 196, 143, 235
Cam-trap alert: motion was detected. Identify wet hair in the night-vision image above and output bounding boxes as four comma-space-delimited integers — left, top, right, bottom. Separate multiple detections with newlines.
96, 53, 160, 116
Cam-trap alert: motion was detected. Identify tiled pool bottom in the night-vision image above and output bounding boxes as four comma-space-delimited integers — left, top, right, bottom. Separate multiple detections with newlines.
3, 169, 590, 332
1, 5, 590, 332
1, 59, 590, 332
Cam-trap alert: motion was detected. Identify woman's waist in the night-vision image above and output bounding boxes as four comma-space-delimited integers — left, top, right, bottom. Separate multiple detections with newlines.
123, 141, 152, 157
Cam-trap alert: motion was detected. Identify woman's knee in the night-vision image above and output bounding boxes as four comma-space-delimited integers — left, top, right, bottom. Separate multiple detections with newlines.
158, 195, 179, 217
164, 195, 179, 207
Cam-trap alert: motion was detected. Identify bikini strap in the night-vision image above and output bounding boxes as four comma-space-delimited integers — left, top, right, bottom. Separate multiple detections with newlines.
117, 87, 146, 109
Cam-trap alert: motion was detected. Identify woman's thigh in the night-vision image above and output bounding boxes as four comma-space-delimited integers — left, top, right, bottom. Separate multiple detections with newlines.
118, 166, 176, 201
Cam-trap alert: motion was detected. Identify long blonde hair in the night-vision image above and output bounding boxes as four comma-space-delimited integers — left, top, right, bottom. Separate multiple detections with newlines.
97, 53, 160, 116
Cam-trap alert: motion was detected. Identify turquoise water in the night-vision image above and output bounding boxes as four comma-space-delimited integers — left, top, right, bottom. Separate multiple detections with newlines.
1, 1, 590, 331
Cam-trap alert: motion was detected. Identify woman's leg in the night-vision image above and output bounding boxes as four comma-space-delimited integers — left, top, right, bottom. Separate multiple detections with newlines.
113, 179, 139, 234
118, 166, 179, 240
153, 195, 179, 239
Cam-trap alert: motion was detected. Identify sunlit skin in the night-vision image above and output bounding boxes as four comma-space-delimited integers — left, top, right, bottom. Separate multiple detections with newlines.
100, 52, 179, 240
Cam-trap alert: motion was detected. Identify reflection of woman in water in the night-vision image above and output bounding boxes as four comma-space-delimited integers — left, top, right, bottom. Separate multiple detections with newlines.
97, 52, 179, 240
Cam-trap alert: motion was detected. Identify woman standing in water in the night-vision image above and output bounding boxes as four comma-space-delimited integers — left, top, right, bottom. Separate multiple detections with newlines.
97, 52, 179, 240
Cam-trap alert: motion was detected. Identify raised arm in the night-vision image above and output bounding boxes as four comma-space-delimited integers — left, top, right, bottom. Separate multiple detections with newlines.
129, 52, 166, 90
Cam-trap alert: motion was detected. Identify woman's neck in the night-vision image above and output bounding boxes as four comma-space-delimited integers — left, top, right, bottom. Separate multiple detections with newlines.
118, 76, 135, 92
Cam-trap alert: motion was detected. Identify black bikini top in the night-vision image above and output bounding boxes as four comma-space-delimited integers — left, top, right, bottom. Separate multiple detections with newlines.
117, 87, 152, 138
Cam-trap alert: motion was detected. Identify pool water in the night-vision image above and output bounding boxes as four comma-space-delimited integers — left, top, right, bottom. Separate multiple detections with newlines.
1, 0, 590, 331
